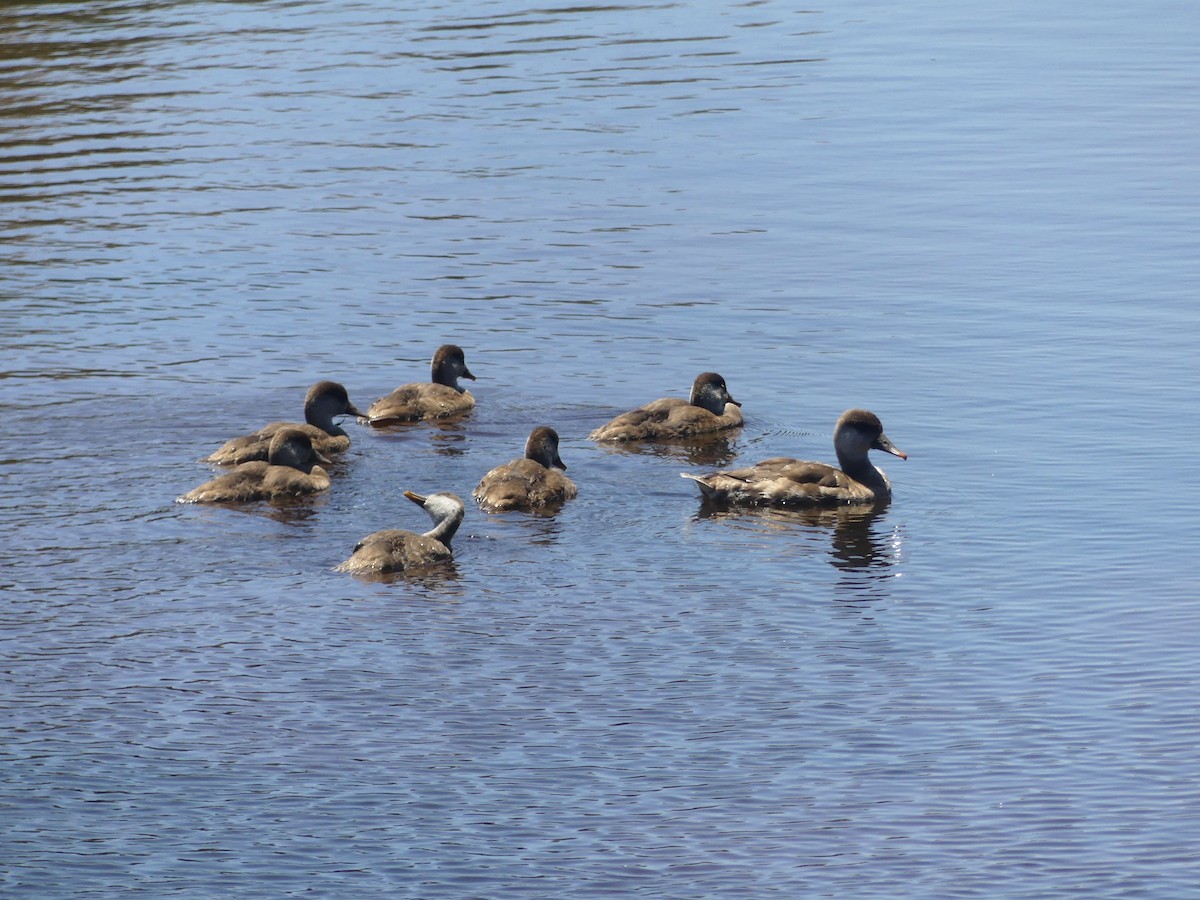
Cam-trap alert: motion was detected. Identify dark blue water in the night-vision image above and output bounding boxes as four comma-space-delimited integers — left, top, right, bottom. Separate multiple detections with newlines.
4, 0, 1200, 895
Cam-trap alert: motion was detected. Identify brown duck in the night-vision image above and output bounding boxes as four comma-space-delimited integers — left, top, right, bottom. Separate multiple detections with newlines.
181, 428, 332, 503
206, 381, 363, 465
589, 372, 742, 442
365, 344, 476, 425
474, 426, 577, 513
335, 490, 465, 574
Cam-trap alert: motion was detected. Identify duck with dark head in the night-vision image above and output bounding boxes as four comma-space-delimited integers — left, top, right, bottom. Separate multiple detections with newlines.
589, 372, 742, 443
682, 409, 906, 507
206, 381, 363, 465
181, 428, 332, 503
474, 426, 577, 513
365, 344, 476, 425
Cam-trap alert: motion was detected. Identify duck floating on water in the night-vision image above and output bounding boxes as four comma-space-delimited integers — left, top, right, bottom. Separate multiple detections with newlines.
473, 426, 577, 513
589, 372, 742, 442
334, 490, 465, 574
682, 409, 906, 507
206, 381, 363, 465
181, 428, 332, 503
365, 344, 476, 425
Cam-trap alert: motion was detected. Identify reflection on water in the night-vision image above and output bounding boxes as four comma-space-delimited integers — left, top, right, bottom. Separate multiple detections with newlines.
479, 498, 570, 520
426, 427, 471, 456
695, 499, 902, 574
826, 506, 902, 572
461, 505, 573, 563
593, 430, 742, 467
355, 423, 470, 459
340, 558, 461, 587
366, 416, 476, 455
177, 491, 332, 525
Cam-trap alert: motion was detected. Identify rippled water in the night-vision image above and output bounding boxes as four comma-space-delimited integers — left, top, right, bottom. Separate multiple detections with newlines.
4, 0, 1200, 895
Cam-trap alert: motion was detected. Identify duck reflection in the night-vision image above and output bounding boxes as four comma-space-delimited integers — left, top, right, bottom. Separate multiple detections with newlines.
181, 491, 331, 526
342, 559, 461, 587
428, 423, 470, 457
262, 494, 331, 524
477, 507, 569, 550
366, 416, 472, 457
694, 500, 901, 572
826, 506, 901, 572
595, 431, 741, 467
514, 509, 568, 540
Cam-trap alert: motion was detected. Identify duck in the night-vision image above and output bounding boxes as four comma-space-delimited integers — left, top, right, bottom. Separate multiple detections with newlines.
206, 381, 364, 465
681, 408, 907, 506
365, 344, 476, 425
589, 372, 742, 442
180, 428, 332, 503
335, 490, 465, 574
473, 426, 578, 513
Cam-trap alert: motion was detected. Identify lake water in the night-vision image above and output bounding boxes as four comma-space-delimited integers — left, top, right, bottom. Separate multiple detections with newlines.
4, 0, 1200, 895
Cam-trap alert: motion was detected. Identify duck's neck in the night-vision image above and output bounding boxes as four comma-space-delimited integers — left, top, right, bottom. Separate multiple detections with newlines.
836, 450, 890, 498
425, 511, 464, 547
271, 450, 316, 473
305, 404, 347, 436
431, 363, 463, 392
690, 389, 723, 415
526, 446, 556, 469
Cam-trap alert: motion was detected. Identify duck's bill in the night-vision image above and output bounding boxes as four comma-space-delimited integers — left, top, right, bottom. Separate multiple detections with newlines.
403, 490, 427, 505
875, 436, 907, 460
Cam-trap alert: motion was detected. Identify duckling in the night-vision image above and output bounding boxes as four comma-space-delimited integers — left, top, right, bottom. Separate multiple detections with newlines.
180, 428, 331, 503
473, 426, 577, 513
365, 344, 476, 425
206, 381, 363, 465
589, 372, 742, 442
335, 490, 465, 573
682, 409, 906, 506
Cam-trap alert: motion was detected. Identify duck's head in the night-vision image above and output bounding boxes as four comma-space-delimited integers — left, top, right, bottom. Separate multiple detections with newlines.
524, 425, 567, 470
690, 372, 741, 415
268, 428, 332, 471
834, 409, 907, 461
404, 489, 467, 544
304, 380, 364, 431
431, 344, 476, 391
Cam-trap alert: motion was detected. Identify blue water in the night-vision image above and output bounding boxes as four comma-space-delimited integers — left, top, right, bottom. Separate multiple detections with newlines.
4, 0, 1200, 895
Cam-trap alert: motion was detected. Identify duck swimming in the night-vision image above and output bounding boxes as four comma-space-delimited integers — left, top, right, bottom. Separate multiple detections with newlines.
681, 409, 906, 506
206, 381, 363, 465
180, 428, 332, 503
473, 426, 577, 513
365, 344, 476, 425
335, 490, 465, 574
589, 372, 742, 442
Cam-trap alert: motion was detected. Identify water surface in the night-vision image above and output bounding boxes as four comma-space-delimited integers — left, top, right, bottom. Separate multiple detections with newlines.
4, 0, 1200, 895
